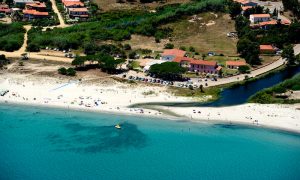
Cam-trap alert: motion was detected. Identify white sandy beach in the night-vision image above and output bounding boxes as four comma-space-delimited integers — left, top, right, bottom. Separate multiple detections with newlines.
1, 73, 300, 133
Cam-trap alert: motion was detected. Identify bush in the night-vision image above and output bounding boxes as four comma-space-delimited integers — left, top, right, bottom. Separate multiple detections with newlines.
27, 43, 40, 52
189, 46, 195, 52
66, 68, 76, 76
123, 44, 131, 50
238, 65, 250, 74
164, 43, 174, 49
0, 23, 25, 52
180, 46, 186, 51
129, 51, 137, 59
58, 67, 67, 75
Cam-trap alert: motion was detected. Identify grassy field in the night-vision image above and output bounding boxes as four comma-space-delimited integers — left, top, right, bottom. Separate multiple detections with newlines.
162, 13, 238, 56
92, 0, 190, 12
260, 55, 281, 65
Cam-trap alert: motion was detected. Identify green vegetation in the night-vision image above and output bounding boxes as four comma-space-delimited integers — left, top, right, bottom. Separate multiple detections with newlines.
58, 67, 77, 76
127, 60, 140, 70
248, 73, 300, 104
238, 65, 250, 74
149, 62, 186, 81
282, 44, 296, 66
228, 1, 242, 19
0, 23, 25, 52
27, 0, 226, 51
169, 85, 221, 102
72, 53, 125, 73
0, 54, 9, 68
282, 0, 300, 19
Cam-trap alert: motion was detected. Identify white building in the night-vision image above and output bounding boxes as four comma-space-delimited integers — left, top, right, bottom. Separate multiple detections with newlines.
249, 14, 271, 23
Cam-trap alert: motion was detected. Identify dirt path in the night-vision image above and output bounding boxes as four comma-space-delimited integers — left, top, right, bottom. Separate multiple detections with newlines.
0, 24, 72, 63
50, 0, 69, 28
16, 25, 31, 54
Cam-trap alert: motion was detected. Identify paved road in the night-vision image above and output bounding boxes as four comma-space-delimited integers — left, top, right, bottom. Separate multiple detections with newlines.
195, 44, 300, 87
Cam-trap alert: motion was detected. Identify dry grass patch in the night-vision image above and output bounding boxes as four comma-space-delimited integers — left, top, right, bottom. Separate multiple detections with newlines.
92, 0, 190, 12
162, 13, 238, 56
123, 35, 168, 52
260, 55, 280, 65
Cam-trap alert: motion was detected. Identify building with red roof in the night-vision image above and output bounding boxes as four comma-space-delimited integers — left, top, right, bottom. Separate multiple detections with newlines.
161, 49, 187, 61
68, 8, 89, 18
250, 14, 271, 23
0, 4, 11, 14
260, 45, 276, 54
23, 9, 48, 20
63, 1, 84, 9
25, 2, 46, 11
226, 60, 247, 69
173, 56, 221, 74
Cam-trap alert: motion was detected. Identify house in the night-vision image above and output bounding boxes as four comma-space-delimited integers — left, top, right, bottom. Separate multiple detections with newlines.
259, 20, 278, 29
226, 60, 247, 69
249, 14, 271, 23
25, 2, 46, 11
63, 1, 84, 10
173, 57, 221, 74
259, 45, 276, 54
242, 6, 253, 11
0, 4, 11, 14
14, 0, 34, 8
23, 9, 48, 20
240, 1, 257, 7
233, 0, 257, 7
68, 8, 89, 19
161, 49, 187, 61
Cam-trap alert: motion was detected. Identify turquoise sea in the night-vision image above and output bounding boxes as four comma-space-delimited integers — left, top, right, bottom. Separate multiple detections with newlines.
1, 103, 300, 180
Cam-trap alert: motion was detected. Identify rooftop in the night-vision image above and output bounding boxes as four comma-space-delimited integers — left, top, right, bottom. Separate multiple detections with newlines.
23, 9, 48, 16
250, 14, 271, 18
242, 6, 253, 11
63, 1, 84, 7
26, 2, 46, 8
14, 0, 34, 3
260, 45, 274, 50
259, 20, 277, 26
62, 0, 81, 2
173, 56, 217, 66
68, 8, 88, 12
162, 49, 186, 57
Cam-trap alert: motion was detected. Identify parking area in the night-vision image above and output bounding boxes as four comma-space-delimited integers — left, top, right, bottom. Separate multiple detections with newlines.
120, 73, 218, 89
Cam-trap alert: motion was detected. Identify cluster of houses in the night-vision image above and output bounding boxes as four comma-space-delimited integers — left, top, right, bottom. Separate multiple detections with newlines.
61, 0, 89, 20
233, 0, 290, 29
0, 3, 11, 15
0, 0, 49, 20
160, 49, 247, 74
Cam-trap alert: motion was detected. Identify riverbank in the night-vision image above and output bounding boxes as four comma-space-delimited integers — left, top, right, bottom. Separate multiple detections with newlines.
1, 73, 300, 133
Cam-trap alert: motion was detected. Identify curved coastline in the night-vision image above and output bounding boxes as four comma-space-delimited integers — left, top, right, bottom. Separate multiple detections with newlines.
1, 99, 300, 135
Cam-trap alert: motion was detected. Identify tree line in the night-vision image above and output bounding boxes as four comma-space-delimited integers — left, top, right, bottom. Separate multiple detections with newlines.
26, 0, 226, 51
0, 23, 25, 52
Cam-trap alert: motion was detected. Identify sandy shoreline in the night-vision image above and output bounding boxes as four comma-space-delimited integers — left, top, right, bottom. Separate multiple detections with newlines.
1, 73, 300, 133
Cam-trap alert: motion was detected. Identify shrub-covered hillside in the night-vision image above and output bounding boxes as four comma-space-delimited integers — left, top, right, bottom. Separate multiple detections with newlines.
0, 23, 25, 52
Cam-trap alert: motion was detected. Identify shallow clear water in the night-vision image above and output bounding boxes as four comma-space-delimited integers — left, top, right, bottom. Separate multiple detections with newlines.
1, 104, 300, 180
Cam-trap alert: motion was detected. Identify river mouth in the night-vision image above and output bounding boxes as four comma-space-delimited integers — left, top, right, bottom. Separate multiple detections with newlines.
130, 66, 300, 108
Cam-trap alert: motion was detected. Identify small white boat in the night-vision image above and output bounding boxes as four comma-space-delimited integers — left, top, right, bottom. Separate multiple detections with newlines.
115, 124, 121, 129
